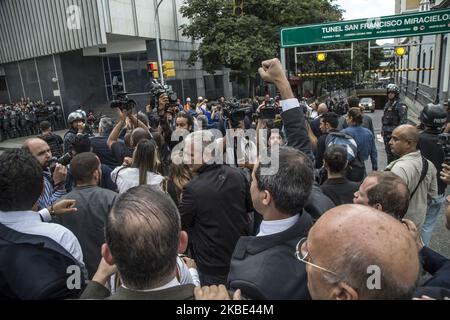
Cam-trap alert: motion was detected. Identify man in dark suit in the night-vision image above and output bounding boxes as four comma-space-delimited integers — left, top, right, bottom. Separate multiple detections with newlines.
80, 185, 195, 300
226, 58, 315, 300
178, 130, 253, 286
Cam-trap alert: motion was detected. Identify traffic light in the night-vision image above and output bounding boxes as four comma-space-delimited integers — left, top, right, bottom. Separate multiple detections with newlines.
395, 47, 406, 57
233, 0, 244, 17
316, 52, 326, 62
163, 60, 176, 78
147, 62, 159, 78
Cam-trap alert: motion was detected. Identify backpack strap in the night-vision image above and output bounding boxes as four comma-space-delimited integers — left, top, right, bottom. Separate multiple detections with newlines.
410, 156, 429, 200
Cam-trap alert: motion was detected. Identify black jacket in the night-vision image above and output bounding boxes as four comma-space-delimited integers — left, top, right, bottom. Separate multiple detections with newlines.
90, 135, 120, 169
420, 246, 450, 289
418, 130, 446, 195
179, 164, 253, 276
227, 212, 312, 300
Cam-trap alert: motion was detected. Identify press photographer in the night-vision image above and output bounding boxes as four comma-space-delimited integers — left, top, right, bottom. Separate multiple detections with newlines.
22, 137, 68, 210
107, 92, 153, 164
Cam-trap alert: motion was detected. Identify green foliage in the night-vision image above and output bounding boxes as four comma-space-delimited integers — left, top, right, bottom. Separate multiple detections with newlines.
180, 0, 343, 79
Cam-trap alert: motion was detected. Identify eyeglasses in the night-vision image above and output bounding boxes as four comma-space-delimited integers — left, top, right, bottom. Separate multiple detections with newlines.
295, 237, 338, 276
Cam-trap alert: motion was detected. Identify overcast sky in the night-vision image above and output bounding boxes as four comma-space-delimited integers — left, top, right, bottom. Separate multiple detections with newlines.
334, 0, 396, 43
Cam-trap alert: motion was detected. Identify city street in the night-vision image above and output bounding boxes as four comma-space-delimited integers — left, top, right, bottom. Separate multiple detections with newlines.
1, 110, 449, 260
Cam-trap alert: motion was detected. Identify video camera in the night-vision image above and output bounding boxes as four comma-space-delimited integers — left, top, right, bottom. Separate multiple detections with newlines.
110, 92, 136, 112
438, 133, 450, 165
258, 98, 281, 120
222, 99, 252, 128
149, 80, 178, 112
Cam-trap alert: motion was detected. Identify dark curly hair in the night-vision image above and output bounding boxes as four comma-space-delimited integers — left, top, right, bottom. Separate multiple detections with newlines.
0, 149, 43, 211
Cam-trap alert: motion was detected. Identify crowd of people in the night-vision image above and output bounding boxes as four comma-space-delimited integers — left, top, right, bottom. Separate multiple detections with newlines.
1, 58, 450, 300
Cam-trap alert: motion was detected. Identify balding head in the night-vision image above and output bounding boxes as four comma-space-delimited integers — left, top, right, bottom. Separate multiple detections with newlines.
22, 138, 52, 169
318, 103, 329, 115
395, 125, 419, 143
131, 128, 152, 148
389, 125, 419, 157
304, 204, 419, 300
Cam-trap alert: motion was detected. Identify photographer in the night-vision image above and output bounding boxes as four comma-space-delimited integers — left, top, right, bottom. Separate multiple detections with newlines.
64, 110, 93, 154
417, 103, 447, 245
22, 138, 67, 210
107, 107, 153, 164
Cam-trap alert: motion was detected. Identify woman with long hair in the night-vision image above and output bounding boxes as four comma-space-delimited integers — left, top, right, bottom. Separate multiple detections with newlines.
162, 153, 194, 205
111, 139, 164, 194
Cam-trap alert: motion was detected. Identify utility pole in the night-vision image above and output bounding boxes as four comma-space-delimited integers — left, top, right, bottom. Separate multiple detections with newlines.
154, 0, 165, 85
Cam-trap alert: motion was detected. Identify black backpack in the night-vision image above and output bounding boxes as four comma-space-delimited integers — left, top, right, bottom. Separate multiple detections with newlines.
0, 223, 86, 300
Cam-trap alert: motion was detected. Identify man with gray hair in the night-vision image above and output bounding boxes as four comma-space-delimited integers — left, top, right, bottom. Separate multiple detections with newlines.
90, 117, 119, 169
178, 130, 253, 286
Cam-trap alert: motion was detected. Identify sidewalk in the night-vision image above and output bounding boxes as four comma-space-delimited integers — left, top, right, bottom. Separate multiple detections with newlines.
0, 130, 68, 151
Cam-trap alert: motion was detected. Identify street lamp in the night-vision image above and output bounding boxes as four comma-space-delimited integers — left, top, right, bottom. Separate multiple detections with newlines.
154, 0, 165, 85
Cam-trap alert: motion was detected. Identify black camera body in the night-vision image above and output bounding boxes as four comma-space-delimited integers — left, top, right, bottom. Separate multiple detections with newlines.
222, 99, 252, 128
438, 133, 450, 165
258, 98, 281, 120
110, 92, 136, 112
149, 80, 178, 110
48, 152, 73, 174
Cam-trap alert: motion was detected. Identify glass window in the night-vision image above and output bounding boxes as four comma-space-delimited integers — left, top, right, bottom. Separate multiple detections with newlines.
109, 57, 121, 72
122, 52, 148, 94
0, 76, 7, 91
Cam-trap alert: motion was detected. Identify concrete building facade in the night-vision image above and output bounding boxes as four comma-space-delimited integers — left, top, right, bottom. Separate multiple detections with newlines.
0, 0, 233, 115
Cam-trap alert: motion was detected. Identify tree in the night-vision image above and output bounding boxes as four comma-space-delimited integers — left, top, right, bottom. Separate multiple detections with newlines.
180, 0, 343, 97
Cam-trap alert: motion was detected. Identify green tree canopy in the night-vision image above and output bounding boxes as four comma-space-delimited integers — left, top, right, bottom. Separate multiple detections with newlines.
180, 0, 343, 78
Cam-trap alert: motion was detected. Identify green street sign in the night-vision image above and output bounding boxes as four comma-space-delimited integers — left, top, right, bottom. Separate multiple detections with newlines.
281, 8, 450, 48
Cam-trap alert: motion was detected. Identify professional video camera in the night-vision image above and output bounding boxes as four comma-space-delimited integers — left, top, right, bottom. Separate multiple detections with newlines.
258, 98, 281, 120
110, 92, 136, 112
438, 133, 450, 165
149, 80, 178, 111
222, 99, 252, 128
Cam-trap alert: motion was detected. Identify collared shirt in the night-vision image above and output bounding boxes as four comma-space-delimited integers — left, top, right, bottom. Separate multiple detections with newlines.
0, 210, 84, 265
386, 150, 438, 226
121, 277, 180, 292
257, 214, 300, 237
37, 171, 66, 210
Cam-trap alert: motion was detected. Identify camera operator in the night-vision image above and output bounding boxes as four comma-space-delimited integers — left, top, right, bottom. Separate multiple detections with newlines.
418, 103, 448, 245
22, 138, 67, 210
64, 110, 93, 154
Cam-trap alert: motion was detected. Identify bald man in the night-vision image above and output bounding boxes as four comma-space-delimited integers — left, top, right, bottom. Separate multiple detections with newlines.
386, 125, 437, 228
23, 138, 67, 210
298, 204, 420, 300
311, 103, 329, 138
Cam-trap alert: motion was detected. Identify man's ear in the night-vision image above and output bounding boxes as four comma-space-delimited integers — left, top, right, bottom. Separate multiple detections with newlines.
373, 203, 383, 212
330, 282, 359, 300
101, 243, 115, 266
262, 190, 272, 206
178, 231, 188, 254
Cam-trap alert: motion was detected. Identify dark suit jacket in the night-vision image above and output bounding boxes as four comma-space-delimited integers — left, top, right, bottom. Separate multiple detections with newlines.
420, 246, 450, 289
80, 281, 195, 300
227, 212, 312, 300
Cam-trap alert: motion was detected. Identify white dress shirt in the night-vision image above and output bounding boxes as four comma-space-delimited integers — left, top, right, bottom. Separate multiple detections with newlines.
0, 210, 84, 265
257, 214, 299, 237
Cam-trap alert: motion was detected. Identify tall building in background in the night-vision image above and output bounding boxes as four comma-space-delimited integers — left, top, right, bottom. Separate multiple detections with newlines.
0, 0, 233, 114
